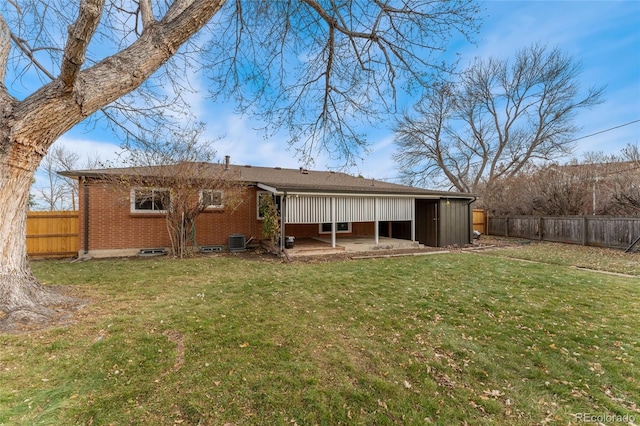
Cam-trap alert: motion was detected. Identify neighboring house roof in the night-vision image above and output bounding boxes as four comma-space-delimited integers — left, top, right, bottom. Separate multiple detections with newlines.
60, 162, 475, 199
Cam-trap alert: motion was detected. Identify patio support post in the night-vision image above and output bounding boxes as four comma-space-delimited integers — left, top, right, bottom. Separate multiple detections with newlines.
374, 197, 379, 245
331, 196, 337, 248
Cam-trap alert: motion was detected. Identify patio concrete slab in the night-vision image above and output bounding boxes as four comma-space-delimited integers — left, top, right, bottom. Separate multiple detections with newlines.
285, 236, 422, 257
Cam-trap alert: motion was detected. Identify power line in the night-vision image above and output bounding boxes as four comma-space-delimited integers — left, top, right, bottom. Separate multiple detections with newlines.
571, 119, 640, 143
374, 119, 640, 183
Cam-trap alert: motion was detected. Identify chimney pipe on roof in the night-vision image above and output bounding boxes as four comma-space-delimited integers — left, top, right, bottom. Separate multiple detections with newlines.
224, 155, 230, 170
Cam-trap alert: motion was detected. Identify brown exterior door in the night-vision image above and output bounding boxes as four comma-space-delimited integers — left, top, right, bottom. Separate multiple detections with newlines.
415, 199, 438, 247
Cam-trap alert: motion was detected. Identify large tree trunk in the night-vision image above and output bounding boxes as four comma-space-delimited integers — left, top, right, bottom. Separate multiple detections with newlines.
0, 0, 226, 330
0, 139, 77, 330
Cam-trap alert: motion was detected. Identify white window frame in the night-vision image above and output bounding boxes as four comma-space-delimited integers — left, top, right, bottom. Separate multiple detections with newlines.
319, 222, 352, 234
201, 189, 224, 209
131, 187, 170, 213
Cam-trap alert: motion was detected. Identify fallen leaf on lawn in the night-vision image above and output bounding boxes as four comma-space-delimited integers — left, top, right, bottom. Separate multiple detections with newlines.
483, 389, 504, 398
403, 380, 412, 389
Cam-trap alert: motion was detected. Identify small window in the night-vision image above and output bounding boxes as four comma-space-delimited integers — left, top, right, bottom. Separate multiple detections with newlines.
202, 189, 224, 209
131, 188, 170, 213
257, 192, 281, 219
319, 222, 351, 234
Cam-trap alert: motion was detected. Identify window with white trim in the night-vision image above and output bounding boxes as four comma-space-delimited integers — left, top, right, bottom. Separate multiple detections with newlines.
131, 188, 170, 213
201, 189, 224, 209
319, 222, 351, 233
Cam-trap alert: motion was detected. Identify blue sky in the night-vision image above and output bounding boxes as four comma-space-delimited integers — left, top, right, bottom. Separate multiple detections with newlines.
48, 0, 640, 184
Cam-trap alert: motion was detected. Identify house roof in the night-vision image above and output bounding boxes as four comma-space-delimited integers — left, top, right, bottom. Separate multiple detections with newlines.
60, 162, 475, 199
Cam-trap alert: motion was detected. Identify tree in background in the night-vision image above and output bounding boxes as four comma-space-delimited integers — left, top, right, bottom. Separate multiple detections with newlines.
480, 162, 593, 216
31, 145, 101, 210
0, 1, 481, 328
394, 44, 604, 193
479, 144, 640, 217
583, 144, 640, 216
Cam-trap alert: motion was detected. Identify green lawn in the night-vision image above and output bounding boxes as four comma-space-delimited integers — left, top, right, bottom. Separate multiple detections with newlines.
1, 245, 639, 425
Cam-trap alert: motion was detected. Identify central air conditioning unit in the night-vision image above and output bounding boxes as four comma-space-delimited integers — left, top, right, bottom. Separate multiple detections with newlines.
228, 234, 246, 252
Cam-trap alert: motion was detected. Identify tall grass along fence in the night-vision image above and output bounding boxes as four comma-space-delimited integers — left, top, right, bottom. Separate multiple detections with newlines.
488, 215, 640, 250
26, 211, 79, 258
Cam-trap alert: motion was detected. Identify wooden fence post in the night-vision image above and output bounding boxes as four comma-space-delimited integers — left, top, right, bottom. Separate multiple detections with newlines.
485, 210, 489, 236
538, 216, 543, 241
583, 216, 588, 246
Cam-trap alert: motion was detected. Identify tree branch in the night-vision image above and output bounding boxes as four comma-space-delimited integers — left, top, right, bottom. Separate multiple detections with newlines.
164, 0, 194, 23
139, 0, 155, 29
0, 14, 9, 87
60, 0, 104, 87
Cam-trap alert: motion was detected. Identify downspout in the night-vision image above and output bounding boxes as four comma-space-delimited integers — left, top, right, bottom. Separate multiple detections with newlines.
83, 177, 89, 254
435, 201, 439, 247
467, 196, 477, 243
411, 198, 416, 242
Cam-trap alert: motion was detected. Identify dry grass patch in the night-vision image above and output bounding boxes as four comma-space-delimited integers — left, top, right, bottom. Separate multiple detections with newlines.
474, 236, 640, 276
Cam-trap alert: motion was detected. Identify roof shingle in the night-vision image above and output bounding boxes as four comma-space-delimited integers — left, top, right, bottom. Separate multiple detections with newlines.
60, 162, 475, 198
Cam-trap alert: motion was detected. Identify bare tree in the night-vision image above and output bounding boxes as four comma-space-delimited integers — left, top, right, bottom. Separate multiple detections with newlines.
101, 125, 244, 258
478, 163, 591, 217
0, 0, 481, 328
394, 44, 605, 193
479, 144, 640, 217
32, 147, 77, 211
31, 145, 101, 210
583, 144, 640, 216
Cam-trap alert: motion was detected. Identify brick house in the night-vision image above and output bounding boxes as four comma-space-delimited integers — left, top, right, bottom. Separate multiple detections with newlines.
61, 160, 476, 257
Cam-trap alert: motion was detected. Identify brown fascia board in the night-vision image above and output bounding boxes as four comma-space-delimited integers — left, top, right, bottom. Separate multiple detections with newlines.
58, 168, 155, 179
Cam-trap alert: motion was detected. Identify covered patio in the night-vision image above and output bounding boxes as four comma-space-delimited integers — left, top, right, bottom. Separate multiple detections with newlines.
255, 171, 476, 253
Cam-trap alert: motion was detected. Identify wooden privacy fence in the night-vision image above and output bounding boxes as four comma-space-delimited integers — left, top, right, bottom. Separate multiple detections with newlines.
473, 209, 487, 235
26, 211, 79, 258
487, 215, 640, 250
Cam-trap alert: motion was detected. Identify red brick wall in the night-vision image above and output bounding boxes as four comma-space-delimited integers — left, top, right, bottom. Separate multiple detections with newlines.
79, 180, 265, 251
283, 222, 375, 238
77, 179, 378, 252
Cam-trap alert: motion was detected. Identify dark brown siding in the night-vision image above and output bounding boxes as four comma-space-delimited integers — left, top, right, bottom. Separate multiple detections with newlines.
438, 198, 472, 246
